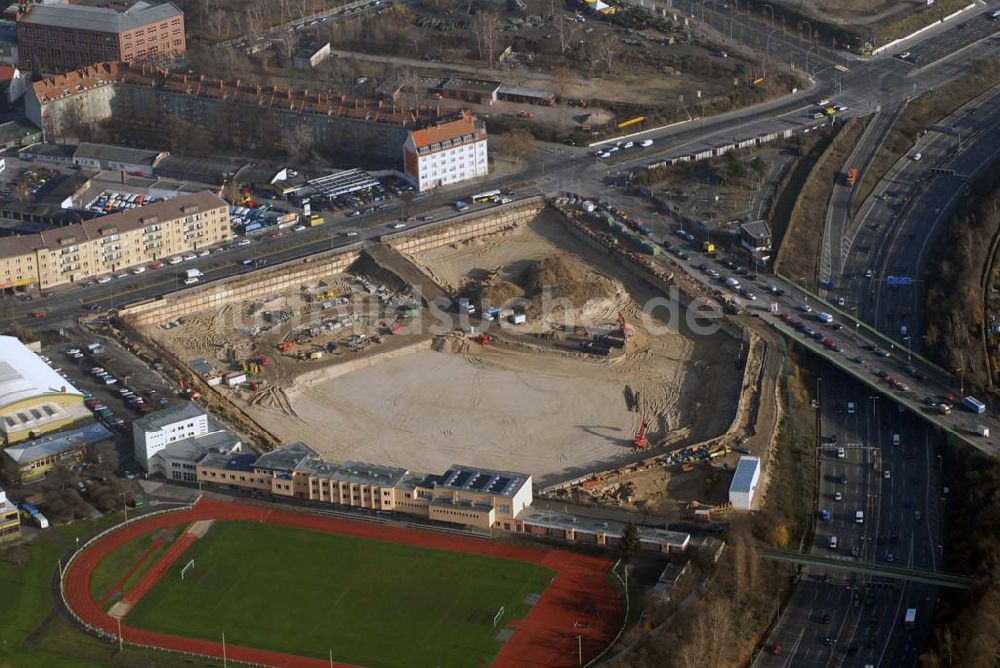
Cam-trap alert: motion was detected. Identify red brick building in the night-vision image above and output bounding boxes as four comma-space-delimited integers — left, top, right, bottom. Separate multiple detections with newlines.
17, 1, 185, 73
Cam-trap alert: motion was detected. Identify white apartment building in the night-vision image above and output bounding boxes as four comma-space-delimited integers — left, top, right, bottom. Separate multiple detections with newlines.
403, 113, 488, 192
132, 401, 209, 471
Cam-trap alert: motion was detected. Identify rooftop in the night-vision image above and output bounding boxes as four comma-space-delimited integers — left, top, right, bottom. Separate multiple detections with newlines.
740, 220, 771, 239
155, 429, 242, 465
254, 441, 317, 472
132, 401, 205, 432
518, 509, 691, 547
429, 464, 531, 499
19, 1, 182, 34
407, 113, 485, 150
440, 78, 501, 94
199, 451, 256, 472
497, 85, 556, 100
0, 190, 227, 260
730, 455, 761, 494
74, 142, 165, 167
2, 421, 113, 464
0, 336, 82, 410
296, 458, 409, 488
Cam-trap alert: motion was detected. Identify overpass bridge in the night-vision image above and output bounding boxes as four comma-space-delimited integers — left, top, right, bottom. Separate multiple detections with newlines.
758, 548, 973, 589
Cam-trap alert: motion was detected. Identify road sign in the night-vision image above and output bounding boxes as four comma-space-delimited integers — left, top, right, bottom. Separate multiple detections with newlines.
886, 276, 912, 286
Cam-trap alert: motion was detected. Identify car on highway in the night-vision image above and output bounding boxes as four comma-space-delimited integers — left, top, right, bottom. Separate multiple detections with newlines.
235, 239, 252, 246
150, 262, 165, 270
912, 152, 922, 161
97, 276, 112, 284
837, 447, 846, 458
740, 289, 757, 301
854, 356, 866, 364
883, 470, 891, 479
798, 303, 812, 313
391, 222, 407, 229
182, 253, 197, 261
198, 249, 211, 257
114, 273, 129, 280
834, 492, 842, 501
131, 266, 146, 274
865, 269, 873, 278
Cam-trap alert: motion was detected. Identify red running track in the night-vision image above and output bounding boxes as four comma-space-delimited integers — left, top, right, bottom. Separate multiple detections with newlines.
97, 538, 163, 608
64, 498, 624, 667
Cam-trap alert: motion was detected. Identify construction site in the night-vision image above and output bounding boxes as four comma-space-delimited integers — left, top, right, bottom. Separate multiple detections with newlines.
128, 200, 757, 491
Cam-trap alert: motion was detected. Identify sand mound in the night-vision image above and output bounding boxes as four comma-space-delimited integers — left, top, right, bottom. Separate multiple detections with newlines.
519, 255, 617, 305
476, 279, 525, 305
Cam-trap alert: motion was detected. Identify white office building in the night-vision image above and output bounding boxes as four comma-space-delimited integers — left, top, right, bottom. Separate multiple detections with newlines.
728, 455, 761, 509
132, 401, 209, 471
403, 113, 488, 192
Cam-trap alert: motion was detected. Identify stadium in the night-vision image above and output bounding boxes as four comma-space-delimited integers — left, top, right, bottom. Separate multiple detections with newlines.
63, 498, 625, 667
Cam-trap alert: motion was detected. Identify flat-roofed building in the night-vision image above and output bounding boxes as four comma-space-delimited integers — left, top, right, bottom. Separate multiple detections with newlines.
403, 113, 488, 192
17, 1, 186, 72
0, 336, 89, 444
729, 455, 761, 509
0, 190, 229, 290
132, 401, 209, 471
72, 143, 167, 176
148, 429, 242, 481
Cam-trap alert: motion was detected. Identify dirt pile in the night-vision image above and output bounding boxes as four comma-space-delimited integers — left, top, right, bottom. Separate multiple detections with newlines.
475, 279, 525, 305
518, 255, 618, 308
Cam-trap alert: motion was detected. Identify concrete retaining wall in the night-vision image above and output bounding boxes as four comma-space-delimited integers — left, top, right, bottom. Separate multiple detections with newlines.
293, 338, 434, 385
385, 196, 546, 255
121, 246, 363, 327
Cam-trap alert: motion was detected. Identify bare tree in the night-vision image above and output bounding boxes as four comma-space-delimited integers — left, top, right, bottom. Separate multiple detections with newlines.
472, 11, 502, 67
594, 34, 621, 74
555, 14, 578, 56
275, 28, 298, 64
498, 129, 536, 164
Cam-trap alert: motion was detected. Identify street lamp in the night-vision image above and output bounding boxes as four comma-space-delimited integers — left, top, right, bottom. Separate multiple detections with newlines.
763, 2, 775, 30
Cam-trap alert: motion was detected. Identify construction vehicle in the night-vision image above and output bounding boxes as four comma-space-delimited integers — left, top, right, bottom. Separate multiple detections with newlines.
702, 241, 716, 254
277, 341, 294, 352
634, 419, 649, 450
472, 333, 492, 345
617, 312, 634, 338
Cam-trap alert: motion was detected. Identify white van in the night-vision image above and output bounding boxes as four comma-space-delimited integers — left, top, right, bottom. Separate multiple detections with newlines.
829, 536, 838, 549
855, 511, 864, 524
892, 433, 900, 446
847, 401, 856, 414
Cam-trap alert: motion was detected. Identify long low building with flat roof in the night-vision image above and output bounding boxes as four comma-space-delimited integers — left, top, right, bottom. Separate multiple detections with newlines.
0, 189, 229, 290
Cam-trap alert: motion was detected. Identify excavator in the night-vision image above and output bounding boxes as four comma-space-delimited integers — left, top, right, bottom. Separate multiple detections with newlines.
472, 333, 492, 345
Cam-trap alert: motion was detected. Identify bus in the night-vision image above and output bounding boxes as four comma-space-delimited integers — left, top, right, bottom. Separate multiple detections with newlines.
471, 190, 502, 204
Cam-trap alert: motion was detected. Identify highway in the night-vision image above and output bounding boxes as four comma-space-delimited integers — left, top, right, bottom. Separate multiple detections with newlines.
755, 368, 942, 667
835, 84, 1000, 354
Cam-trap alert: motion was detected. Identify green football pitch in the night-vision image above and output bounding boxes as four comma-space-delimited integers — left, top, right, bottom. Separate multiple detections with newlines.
126, 521, 554, 667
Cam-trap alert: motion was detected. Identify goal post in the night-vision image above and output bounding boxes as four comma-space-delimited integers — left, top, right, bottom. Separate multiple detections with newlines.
181, 558, 195, 580
493, 605, 505, 629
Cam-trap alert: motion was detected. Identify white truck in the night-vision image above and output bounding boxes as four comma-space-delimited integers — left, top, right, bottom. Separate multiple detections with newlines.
182, 268, 203, 285
816, 312, 833, 323
855, 510, 864, 524
977, 424, 990, 438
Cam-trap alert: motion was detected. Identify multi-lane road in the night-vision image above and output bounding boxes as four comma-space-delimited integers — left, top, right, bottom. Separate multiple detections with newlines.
756, 368, 941, 667
835, 84, 1000, 353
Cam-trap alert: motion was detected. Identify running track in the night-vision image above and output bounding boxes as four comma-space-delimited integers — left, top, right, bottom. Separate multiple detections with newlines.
63, 498, 624, 667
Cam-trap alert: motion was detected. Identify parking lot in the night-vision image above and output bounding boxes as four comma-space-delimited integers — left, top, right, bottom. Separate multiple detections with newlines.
41, 336, 175, 475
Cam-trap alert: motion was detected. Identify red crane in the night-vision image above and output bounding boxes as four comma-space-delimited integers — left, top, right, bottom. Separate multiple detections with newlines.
634, 419, 649, 450
618, 312, 634, 338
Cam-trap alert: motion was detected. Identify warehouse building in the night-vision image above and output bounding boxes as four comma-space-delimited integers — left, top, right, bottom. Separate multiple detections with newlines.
0, 190, 229, 290
0, 336, 89, 444
133, 401, 209, 471
72, 143, 167, 176
403, 113, 488, 192
728, 455, 761, 509
17, 1, 186, 72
